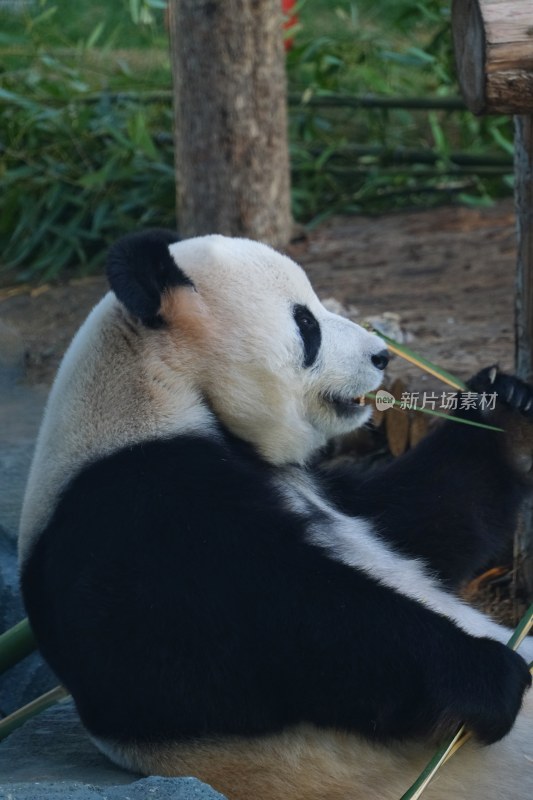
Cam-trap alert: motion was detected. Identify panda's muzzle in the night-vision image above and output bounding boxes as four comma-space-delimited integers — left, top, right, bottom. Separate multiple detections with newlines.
322, 348, 389, 417
326, 393, 369, 418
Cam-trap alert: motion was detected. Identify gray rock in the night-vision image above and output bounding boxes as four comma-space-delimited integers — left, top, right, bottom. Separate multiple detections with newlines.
0, 525, 22, 631
0, 648, 56, 719
0, 513, 56, 719
0, 320, 47, 543
0, 701, 125, 785
0, 703, 227, 799
0, 322, 56, 715
1, 776, 227, 800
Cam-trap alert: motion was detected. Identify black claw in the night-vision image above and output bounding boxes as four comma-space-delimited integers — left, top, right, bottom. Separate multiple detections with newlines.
468, 368, 533, 417
513, 386, 528, 412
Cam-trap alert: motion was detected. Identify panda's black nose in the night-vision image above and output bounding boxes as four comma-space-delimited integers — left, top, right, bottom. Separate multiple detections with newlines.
371, 349, 389, 371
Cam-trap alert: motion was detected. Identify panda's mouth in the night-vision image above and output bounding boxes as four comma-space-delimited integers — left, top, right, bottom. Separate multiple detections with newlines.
326, 393, 367, 417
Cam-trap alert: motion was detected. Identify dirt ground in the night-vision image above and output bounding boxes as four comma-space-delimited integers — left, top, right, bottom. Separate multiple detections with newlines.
0, 199, 518, 388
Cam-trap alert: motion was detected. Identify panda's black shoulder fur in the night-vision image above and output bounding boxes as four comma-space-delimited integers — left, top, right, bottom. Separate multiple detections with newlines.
21, 416, 530, 747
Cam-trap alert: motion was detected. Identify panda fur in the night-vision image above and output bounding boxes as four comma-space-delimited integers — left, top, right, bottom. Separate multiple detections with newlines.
19, 231, 533, 800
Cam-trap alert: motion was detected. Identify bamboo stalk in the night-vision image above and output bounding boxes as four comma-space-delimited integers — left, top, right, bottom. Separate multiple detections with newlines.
385, 343, 465, 390
371, 331, 468, 392
399, 726, 467, 800
507, 602, 533, 650
0, 619, 36, 675
0, 686, 70, 742
400, 603, 533, 800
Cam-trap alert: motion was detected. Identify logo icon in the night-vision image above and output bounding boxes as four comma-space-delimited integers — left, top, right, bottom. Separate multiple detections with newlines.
375, 389, 395, 411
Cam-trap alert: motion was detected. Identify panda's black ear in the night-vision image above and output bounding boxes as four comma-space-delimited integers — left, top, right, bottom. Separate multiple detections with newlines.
106, 229, 194, 328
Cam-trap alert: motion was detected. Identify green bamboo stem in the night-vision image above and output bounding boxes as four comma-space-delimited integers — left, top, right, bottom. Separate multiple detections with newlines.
507, 602, 533, 650
400, 726, 467, 800
0, 619, 36, 675
0, 686, 70, 742
373, 331, 469, 391
399, 604, 533, 800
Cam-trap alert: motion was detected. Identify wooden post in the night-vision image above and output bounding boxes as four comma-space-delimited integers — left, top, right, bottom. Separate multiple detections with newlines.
452, 0, 533, 595
515, 115, 533, 592
515, 116, 533, 382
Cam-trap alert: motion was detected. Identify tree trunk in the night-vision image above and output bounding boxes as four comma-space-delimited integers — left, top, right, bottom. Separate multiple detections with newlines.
168, 0, 292, 249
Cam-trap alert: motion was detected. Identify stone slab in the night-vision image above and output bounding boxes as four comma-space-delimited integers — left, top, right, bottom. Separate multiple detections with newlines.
1, 776, 227, 800
0, 703, 226, 799
0, 320, 57, 716
0, 320, 47, 543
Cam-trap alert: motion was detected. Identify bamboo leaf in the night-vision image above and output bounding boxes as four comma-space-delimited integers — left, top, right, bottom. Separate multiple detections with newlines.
371, 329, 468, 391
86, 21, 105, 49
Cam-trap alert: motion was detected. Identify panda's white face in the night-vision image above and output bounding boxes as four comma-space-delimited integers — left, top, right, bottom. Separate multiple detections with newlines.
162, 235, 387, 463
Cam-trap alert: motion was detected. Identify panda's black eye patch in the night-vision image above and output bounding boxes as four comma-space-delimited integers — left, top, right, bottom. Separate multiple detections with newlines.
293, 304, 321, 368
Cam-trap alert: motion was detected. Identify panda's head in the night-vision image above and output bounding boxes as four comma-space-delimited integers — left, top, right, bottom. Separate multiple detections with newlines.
107, 230, 388, 464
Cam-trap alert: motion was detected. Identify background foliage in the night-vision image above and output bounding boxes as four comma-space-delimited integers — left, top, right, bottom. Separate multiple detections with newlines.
0, 0, 514, 282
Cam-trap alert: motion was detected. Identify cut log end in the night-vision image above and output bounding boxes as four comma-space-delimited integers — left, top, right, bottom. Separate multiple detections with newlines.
452, 0, 533, 115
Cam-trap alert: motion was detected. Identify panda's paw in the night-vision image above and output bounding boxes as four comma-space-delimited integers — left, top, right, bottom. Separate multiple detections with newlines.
452, 638, 531, 745
468, 366, 533, 417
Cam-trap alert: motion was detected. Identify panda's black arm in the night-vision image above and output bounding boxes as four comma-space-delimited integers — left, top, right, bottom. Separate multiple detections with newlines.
317, 371, 532, 588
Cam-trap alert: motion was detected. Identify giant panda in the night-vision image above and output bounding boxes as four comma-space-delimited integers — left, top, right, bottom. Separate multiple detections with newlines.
19, 230, 533, 800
